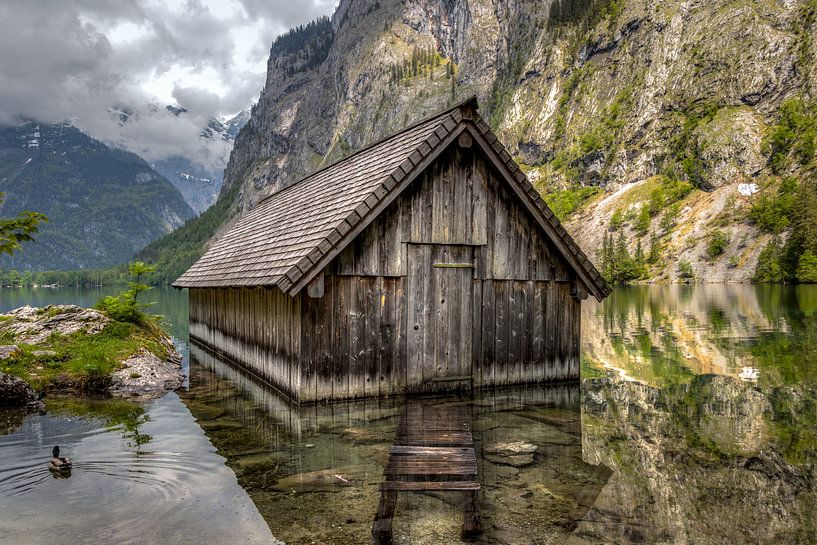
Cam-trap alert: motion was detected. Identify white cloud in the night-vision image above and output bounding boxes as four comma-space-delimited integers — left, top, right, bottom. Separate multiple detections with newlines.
0, 0, 335, 170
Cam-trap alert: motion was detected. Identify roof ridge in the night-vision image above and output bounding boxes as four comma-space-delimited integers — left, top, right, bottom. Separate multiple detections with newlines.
252, 96, 479, 209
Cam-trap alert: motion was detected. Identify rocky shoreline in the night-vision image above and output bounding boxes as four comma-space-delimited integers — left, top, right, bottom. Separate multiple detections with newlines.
0, 304, 184, 406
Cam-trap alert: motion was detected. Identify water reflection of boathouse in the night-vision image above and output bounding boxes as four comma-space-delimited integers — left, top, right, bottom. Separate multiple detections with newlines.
182, 344, 610, 544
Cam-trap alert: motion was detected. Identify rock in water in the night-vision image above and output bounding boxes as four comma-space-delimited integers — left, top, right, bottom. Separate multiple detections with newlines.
0, 372, 43, 411
111, 348, 184, 399
270, 464, 378, 493
485, 441, 538, 467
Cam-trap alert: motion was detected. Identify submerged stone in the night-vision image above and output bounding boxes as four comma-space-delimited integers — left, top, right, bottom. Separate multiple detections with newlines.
485, 441, 538, 467
270, 464, 378, 493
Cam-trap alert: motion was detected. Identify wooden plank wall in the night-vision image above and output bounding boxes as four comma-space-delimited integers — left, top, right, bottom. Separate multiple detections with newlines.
298, 275, 406, 401
332, 145, 570, 282
189, 143, 583, 402
188, 286, 301, 397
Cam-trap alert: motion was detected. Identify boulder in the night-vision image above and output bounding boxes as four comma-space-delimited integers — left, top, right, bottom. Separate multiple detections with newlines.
111, 348, 184, 398
0, 372, 43, 410
0, 305, 110, 344
485, 441, 539, 467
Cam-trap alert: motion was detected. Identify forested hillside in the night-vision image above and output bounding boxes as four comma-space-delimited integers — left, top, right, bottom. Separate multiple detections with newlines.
0, 122, 194, 271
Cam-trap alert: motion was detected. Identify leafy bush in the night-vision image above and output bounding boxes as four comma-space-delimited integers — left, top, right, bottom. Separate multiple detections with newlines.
753, 237, 786, 282
609, 209, 625, 230
678, 260, 695, 280
96, 262, 156, 323
796, 251, 817, 283
634, 206, 651, 235
543, 186, 601, 221
748, 177, 798, 233
707, 230, 730, 259
766, 99, 817, 173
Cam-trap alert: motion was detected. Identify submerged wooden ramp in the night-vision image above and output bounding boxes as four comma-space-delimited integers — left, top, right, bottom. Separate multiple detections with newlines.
372, 400, 481, 544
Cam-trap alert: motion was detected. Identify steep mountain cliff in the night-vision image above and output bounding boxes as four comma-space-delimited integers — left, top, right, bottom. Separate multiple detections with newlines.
0, 122, 194, 271
146, 0, 817, 284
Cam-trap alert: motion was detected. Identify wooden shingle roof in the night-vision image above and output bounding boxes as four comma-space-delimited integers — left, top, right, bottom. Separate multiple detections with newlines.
173, 97, 612, 301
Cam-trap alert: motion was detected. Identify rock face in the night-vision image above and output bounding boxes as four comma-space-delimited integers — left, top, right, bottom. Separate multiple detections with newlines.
0, 305, 110, 344
196, 0, 816, 283
0, 372, 43, 410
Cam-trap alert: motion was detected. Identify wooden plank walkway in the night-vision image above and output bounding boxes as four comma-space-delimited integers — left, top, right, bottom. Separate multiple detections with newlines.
372, 401, 481, 544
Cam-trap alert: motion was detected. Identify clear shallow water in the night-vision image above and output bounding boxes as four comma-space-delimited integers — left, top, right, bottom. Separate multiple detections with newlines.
1, 285, 816, 545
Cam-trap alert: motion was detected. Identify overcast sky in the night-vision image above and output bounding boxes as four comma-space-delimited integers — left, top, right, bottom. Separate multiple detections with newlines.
0, 0, 336, 168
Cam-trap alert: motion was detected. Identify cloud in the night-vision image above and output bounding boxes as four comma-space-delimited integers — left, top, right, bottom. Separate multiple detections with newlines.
0, 0, 335, 171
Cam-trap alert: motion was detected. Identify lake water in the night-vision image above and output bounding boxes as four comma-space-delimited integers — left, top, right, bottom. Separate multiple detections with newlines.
1, 285, 816, 544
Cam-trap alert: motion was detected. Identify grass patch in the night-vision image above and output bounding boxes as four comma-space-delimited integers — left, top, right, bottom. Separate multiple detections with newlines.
0, 317, 170, 392
543, 186, 602, 221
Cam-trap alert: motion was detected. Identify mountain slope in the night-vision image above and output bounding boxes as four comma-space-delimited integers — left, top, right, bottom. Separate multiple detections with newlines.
0, 122, 195, 271
112, 105, 250, 214
145, 0, 817, 284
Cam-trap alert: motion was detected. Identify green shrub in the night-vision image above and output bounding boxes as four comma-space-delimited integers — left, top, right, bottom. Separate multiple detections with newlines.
634, 207, 651, 235
610, 209, 625, 230
748, 177, 798, 233
754, 237, 786, 282
660, 203, 681, 232
678, 260, 695, 280
766, 99, 817, 173
796, 251, 817, 283
543, 186, 601, 221
96, 262, 156, 323
707, 230, 730, 259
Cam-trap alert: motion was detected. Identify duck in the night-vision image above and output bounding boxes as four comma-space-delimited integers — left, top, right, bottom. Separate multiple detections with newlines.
49, 446, 72, 472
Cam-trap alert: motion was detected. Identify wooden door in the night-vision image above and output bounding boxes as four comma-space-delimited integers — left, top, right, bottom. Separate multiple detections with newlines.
406, 244, 475, 391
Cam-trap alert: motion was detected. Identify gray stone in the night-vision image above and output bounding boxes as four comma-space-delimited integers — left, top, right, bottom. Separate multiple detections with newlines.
485, 441, 538, 467
110, 348, 184, 399
0, 305, 110, 344
31, 350, 58, 358
0, 372, 43, 410
0, 345, 20, 360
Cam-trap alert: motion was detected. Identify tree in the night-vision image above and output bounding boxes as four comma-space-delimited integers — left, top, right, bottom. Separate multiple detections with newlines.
96, 262, 157, 323
796, 251, 817, 283
0, 192, 47, 256
648, 232, 661, 264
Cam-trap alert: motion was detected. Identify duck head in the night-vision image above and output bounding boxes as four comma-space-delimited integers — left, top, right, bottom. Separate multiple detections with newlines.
52, 446, 60, 458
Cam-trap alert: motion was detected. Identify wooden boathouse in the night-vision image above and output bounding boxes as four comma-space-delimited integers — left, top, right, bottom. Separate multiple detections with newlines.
174, 97, 611, 402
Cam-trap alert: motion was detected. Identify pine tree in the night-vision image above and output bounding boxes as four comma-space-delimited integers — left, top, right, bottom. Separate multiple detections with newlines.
648, 232, 660, 264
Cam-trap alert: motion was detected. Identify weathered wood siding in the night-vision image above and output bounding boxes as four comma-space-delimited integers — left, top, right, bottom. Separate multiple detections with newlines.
189, 287, 301, 396
189, 144, 583, 402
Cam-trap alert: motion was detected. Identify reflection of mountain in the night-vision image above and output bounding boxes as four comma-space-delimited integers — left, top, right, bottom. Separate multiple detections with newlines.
582, 285, 817, 387
578, 375, 817, 545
